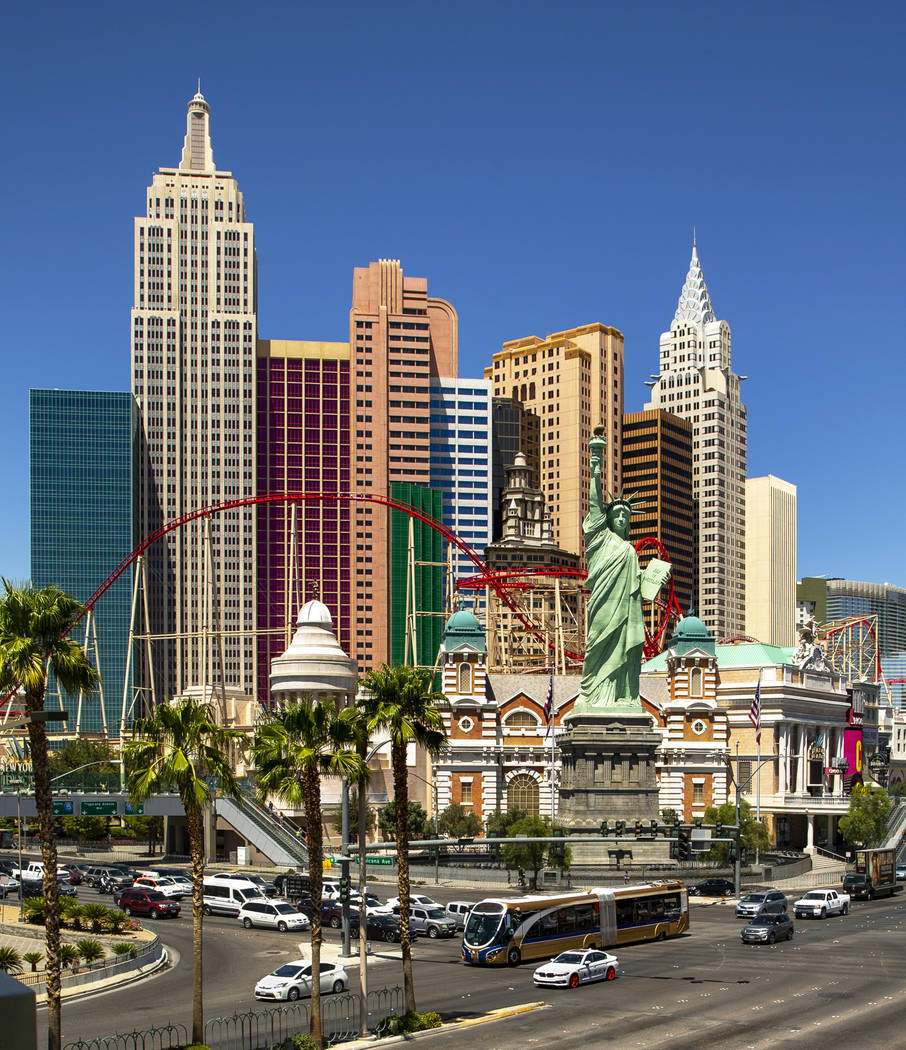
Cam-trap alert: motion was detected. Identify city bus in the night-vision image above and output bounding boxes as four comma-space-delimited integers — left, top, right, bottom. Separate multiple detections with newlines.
461, 881, 688, 966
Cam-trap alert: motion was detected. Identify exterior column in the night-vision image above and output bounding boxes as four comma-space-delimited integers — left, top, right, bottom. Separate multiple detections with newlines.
804, 812, 815, 854
798, 727, 807, 796
778, 725, 788, 794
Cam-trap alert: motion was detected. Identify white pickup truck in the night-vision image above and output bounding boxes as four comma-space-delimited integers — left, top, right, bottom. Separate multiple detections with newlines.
793, 888, 850, 919
11, 861, 69, 881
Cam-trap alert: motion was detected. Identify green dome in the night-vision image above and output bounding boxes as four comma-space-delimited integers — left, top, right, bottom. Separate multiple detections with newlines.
442, 610, 486, 652
668, 615, 715, 656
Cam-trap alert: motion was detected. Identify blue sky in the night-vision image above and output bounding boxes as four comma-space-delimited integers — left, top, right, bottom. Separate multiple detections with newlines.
2, 1, 903, 589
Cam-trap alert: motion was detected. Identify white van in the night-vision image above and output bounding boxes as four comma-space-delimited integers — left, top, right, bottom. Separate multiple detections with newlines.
202, 876, 264, 917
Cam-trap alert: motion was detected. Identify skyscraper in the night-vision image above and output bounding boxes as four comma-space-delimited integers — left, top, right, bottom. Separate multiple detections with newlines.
644, 244, 747, 639
131, 91, 258, 700
348, 260, 458, 670
29, 390, 136, 736
745, 475, 797, 647
486, 323, 625, 559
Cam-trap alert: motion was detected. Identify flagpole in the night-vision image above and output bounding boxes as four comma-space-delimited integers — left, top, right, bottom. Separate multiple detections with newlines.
546, 667, 555, 824
756, 669, 762, 825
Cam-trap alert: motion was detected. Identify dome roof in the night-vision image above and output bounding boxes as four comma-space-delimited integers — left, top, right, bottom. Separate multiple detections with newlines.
270, 600, 357, 697
668, 614, 715, 657
442, 609, 486, 653
673, 615, 710, 638
296, 599, 333, 628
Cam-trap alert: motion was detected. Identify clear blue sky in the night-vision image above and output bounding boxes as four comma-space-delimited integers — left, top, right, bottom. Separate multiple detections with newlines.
2, 1, 903, 589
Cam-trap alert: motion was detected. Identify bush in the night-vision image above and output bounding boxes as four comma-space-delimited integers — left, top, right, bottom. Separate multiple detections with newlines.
22, 898, 45, 925
375, 1011, 443, 1037
0, 946, 23, 974
22, 951, 43, 972
60, 944, 81, 969
111, 942, 136, 958
107, 909, 131, 935
80, 903, 111, 933
76, 939, 105, 964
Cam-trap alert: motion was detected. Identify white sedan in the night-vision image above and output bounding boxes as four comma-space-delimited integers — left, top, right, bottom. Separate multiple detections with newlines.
532, 949, 619, 989
254, 960, 348, 1001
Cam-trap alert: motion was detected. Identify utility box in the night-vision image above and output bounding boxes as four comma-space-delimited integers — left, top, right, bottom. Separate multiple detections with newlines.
0, 970, 37, 1050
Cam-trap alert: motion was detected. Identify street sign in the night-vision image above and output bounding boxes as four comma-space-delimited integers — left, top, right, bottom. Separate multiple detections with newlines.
80, 800, 118, 816
52, 800, 74, 816
691, 828, 712, 853
124, 802, 144, 815
868, 753, 888, 774
365, 855, 394, 866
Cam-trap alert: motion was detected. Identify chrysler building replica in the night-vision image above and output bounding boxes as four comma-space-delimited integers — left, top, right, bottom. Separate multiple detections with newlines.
131, 91, 257, 700
644, 243, 747, 639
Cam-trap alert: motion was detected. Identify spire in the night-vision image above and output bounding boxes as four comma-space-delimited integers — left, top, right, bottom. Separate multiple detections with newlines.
673, 239, 716, 327
179, 88, 215, 173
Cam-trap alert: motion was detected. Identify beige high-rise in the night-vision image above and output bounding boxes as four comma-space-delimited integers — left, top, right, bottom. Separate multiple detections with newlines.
745, 475, 797, 647
485, 323, 624, 558
645, 244, 747, 639
131, 91, 257, 699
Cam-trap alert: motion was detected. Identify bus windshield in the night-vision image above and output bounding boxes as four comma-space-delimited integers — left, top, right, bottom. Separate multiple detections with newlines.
464, 905, 505, 946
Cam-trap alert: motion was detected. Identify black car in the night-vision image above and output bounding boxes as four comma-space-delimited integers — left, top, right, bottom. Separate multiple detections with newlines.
22, 877, 78, 899
689, 878, 736, 898
740, 912, 794, 944
358, 912, 401, 943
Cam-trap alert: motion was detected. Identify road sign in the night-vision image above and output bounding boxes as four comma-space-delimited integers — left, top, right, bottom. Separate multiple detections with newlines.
80, 800, 118, 816
365, 855, 394, 866
868, 753, 888, 774
52, 800, 74, 816
124, 802, 145, 815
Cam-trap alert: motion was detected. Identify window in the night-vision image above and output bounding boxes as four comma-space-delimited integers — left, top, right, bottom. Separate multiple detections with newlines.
507, 774, 539, 816
692, 783, 704, 805
504, 710, 538, 732
689, 667, 703, 696
458, 662, 472, 693
460, 780, 473, 805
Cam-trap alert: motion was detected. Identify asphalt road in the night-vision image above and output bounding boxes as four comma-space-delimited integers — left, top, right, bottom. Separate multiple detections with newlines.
41, 883, 906, 1050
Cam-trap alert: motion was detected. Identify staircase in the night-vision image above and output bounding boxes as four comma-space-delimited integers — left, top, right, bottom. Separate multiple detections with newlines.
881, 799, 906, 850
215, 789, 309, 868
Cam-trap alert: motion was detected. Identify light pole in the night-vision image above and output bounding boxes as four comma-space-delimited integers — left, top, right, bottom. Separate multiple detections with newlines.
405, 768, 440, 884
714, 743, 774, 896
9, 777, 25, 922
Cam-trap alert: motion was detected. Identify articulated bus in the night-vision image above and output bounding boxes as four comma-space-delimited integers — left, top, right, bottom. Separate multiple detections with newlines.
461, 881, 688, 966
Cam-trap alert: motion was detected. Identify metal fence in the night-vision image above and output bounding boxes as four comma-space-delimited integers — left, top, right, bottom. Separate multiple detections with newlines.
62, 986, 405, 1050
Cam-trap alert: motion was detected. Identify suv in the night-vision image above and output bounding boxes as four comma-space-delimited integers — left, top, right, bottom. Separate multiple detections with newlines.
735, 890, 787, 918
132, 876, 186, 899
689, 879, 735, 898
408, 905, 457, 938
238, 899, 310, 932
444, 901, 476, 929
114, 888, 180, 919
85, 866, 132, 889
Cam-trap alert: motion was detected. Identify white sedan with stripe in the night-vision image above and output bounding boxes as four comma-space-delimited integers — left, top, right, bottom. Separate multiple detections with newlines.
532, 949, 619, 988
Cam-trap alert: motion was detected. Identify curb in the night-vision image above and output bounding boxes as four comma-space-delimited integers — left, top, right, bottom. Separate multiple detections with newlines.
34, 943, 171, 1005
337, 1001, 548, 1048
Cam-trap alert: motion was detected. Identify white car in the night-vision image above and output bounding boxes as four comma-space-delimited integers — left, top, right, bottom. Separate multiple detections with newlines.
381, 894, 438, 912
239, 899, 310, 932
0, 874, 20, 899
132, 876, 185, 900
254, 960, 348, 1001
532, 949, 620, 989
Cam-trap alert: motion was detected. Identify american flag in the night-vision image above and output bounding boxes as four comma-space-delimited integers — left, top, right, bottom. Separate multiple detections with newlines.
543, 670, 554, 726
749, 672, 762, 744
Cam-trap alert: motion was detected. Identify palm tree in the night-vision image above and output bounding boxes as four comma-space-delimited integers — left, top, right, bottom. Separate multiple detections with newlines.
0, 581, 98, 1050
361, 664, 447, 1015
0, 946, 23, 974
251, 697, 365, 1048
124, 697, 241, 1045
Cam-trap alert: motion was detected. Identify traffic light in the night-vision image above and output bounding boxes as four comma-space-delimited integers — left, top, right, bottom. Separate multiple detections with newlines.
615, 820, 626, 837
550, 829, 566, 861
714, 821, 724, 838
634, 821, 643, 839
693, 817, 703, 828
728, 838, 738, 864
677, 827, 691, 861
649, 819, 659, 836
338, 877, 351, 903
600, 819, 609, 836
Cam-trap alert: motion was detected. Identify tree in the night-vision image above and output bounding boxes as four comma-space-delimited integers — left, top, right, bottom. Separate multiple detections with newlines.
251, 697, 365, 1049
499, 814, 564, 889
124, 697, 241, 1046
0, 946, 23, 973
362, 664, 447, 1015
703, 798, 769, 861
485, 807, 528, 838
438, 803, 481, 841
48, 737, 118, 789
60, 815, 108, 844
839, 783, 892, 849
378, 800, 429, 841
0, 580, 98, 1050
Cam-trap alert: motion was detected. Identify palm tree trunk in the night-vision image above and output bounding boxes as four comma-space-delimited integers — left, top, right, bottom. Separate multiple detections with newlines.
302, 767, 324, 1047
26, 691, 63, 1050
357, 739, 369, 1038
392, 741, 416, 1014
185, 802, 206, 1045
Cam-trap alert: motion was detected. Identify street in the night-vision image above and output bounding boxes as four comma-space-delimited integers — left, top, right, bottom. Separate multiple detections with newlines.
39, 882, 906, 1049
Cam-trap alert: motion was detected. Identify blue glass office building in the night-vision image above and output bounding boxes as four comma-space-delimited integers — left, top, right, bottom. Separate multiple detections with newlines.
29, 390, 136, 737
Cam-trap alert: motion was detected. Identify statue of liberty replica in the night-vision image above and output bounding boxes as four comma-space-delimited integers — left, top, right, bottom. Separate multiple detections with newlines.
557, 427, 672, 857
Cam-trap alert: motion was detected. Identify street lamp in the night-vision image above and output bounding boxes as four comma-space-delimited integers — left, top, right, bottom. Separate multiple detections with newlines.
713, 743, 774, 896
8, 777, 25, 923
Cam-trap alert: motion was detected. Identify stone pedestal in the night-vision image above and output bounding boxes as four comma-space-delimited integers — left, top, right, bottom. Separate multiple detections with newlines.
558, 710, 671, 866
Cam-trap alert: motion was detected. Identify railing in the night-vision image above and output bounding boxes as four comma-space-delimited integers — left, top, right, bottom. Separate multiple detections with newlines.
20, 937, 163, 991
63, 987, 405, 1050
230, 788, 309, 865
816, 846, 848, 863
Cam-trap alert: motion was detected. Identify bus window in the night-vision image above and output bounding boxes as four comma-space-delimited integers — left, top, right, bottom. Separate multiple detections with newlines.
636, 900, 650, 924
574, 903, 596, 930
616, 900, 634, 928
663, 895, 681, 920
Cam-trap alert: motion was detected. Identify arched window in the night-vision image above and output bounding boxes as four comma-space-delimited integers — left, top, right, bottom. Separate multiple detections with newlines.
503, 710, 538, 732
507, 774, 540, 816
689, 667, 703, 697
458, 662, 472, 694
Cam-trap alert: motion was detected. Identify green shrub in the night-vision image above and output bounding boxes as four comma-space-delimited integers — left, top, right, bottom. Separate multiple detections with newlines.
107, 909, 131, 935
80, 903, 111, 933
420, 1012, 442, 1029
60, 944, 81, 969
0, 946, 23, 974
111, 942, 136, 958
22, 951, 43, 972
375, 1011, 442, 1038
22, 897, 45, 925
75, 938, 105, 964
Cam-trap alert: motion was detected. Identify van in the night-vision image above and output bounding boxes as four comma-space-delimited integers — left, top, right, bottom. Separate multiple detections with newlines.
202, 876, 265, 916
444, 901, 475, 930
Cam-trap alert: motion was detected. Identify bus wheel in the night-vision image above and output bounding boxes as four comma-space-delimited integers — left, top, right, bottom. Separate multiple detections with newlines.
656, 930, 666, 942
569, 973, 580, 988
507, 947, 521, 967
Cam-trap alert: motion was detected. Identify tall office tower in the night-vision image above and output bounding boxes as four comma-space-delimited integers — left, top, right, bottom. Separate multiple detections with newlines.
798, 578, 906, 657
745, 476, 797, 647
485, 323, 624, 559
348, 260, 458, 670
256, 340, 351, 702
429, 377, 493, 614
29, 390, 136, 736
490, 397, 540, 542
131, 91, 257, 700
644, 243, 747, 639
621, 409, 695, 614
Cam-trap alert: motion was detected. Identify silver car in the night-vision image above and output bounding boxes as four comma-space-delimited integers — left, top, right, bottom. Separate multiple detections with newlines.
735, 890, 787, 919
407, 905, 457, 938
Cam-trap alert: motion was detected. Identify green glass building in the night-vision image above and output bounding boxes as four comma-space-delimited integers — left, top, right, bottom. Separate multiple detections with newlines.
390, 483, 444, 671
29, 390, 137, 737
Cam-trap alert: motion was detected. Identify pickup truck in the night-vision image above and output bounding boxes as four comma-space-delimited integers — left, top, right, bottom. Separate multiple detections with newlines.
793, 889, 850, 919
11, 861, 70, 881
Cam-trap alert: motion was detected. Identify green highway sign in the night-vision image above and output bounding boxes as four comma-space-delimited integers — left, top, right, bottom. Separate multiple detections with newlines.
124, 801, 144, 815
80, 800, 118, 816
52, 800, 75, 816
365, 856, 394, 866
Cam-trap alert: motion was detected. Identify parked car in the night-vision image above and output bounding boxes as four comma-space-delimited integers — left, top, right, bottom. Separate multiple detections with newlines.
356, 912, 402, 942
0, 874, 20, 898
254, 960, 348, 1001
688, 879, 736, 898
532, 949, 619, 988
238, 899, 310, 932
445, 901, 476, 929
740, 913, 795, 944
113, 888, 180, 919
896, 865, 906, 882
22, 877, 77, 899
794, 889, 849, 918
132, 876, 186, 899
735, 890, 787, 918
381, 894, 439, 912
